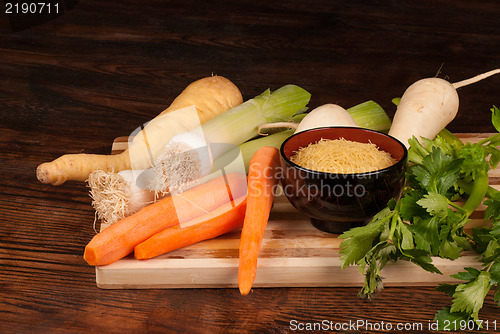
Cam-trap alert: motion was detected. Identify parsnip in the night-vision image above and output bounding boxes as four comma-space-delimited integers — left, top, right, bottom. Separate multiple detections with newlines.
36, 76, 243, 185
388, 69, 500, 147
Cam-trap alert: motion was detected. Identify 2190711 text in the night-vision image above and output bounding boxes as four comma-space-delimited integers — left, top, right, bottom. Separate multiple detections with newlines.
5, 2, 59, 14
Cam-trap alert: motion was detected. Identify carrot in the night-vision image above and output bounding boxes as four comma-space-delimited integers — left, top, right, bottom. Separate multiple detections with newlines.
134, 196, 247, 260
238, 146, 281, 295
84, 172, 247, 266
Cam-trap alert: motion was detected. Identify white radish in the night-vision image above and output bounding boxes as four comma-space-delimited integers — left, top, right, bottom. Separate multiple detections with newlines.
294, 104, 358, 133
388, 69, 500, 147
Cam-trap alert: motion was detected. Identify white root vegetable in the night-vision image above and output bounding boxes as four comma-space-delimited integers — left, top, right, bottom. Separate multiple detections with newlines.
294, 104, 358, 133
388, 69, 500, 147
37, 75, 243, 185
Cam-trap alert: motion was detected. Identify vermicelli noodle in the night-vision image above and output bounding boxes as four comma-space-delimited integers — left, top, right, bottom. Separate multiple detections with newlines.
290, 138, 396, 174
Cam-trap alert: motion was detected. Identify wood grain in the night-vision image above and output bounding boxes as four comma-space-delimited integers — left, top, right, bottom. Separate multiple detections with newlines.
95, 134, 496, 289
2, 0, 500, 332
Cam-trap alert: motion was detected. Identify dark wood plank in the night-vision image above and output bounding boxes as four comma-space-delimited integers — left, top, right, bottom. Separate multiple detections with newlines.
1, 0, 500, 333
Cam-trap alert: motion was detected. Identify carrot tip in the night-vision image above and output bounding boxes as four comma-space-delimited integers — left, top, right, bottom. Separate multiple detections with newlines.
238, 282, 252, 295
133, 248, 147, 260
83, 246, 97, 266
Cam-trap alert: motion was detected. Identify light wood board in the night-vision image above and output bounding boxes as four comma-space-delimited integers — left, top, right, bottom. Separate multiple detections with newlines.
95, 133, 498, 289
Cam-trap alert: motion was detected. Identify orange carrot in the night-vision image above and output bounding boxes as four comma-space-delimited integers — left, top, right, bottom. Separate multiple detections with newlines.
238, 146, 280, 295
84, 172, 247, 266
134, 196, 247, 260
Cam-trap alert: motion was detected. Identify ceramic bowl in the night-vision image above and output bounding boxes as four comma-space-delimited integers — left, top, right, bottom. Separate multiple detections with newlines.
279, 127, 407, 234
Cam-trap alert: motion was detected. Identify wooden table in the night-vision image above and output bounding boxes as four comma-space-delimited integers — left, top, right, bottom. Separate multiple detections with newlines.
1, 1, 499, 332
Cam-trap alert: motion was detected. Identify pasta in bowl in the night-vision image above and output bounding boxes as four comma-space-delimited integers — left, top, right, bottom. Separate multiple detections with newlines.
279, 126, 407, 234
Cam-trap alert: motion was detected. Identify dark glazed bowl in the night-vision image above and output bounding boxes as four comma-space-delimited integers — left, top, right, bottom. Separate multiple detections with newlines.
279, 127, 407, 234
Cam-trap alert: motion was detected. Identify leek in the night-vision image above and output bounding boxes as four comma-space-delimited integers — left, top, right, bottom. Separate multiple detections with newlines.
392, 97, 401, 106
239, 130, 292, 168
258, 101, 391, 134
346, 100, 392, 133
199, 85, 310, 146
153, 85, 310, 191
214, 130, 294, 173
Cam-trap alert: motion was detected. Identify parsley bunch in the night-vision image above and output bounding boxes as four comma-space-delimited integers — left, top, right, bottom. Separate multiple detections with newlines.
339, 106, 500, 329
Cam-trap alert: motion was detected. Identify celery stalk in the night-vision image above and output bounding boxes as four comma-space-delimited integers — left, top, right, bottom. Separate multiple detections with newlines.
347, 100, 391, 132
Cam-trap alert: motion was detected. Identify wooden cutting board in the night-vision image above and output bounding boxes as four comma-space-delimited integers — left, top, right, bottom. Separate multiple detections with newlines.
95, 133, 498, 289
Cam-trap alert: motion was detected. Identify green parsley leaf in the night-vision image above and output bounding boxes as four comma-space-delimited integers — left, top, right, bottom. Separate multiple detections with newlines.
450, 271, 492, 321
439, 239, 462, 260
494, 286, 500, 307
484, 197, 500, 224
451, 267, 481, 281
411, 165, 431, 189
492, 105, 500, 133
402, 248, 441, 274
417, 192, 450, 218
424, 134, 457, 158
491, 225, 500, 240
409, 216, 440, 255
339, 208, 391, 268
396, 221, 414, 250
357, 241, 392, 298
435, 283, 457, 297
413, 147, 462, 195
451, 234, 472, 251
458, 143, 489, 178
483, 240, 500, 261
434, 307, 472, 331
437, 128, 465, 152
407, 136, 429, 165
484, 145, 500, 170
490, 262, 500, 285
471, 227, 494, 254
399, 190, 429, 222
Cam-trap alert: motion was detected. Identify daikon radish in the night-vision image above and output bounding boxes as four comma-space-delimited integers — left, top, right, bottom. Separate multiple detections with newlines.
36, 76, 243, 185
388, 69, 500, 147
